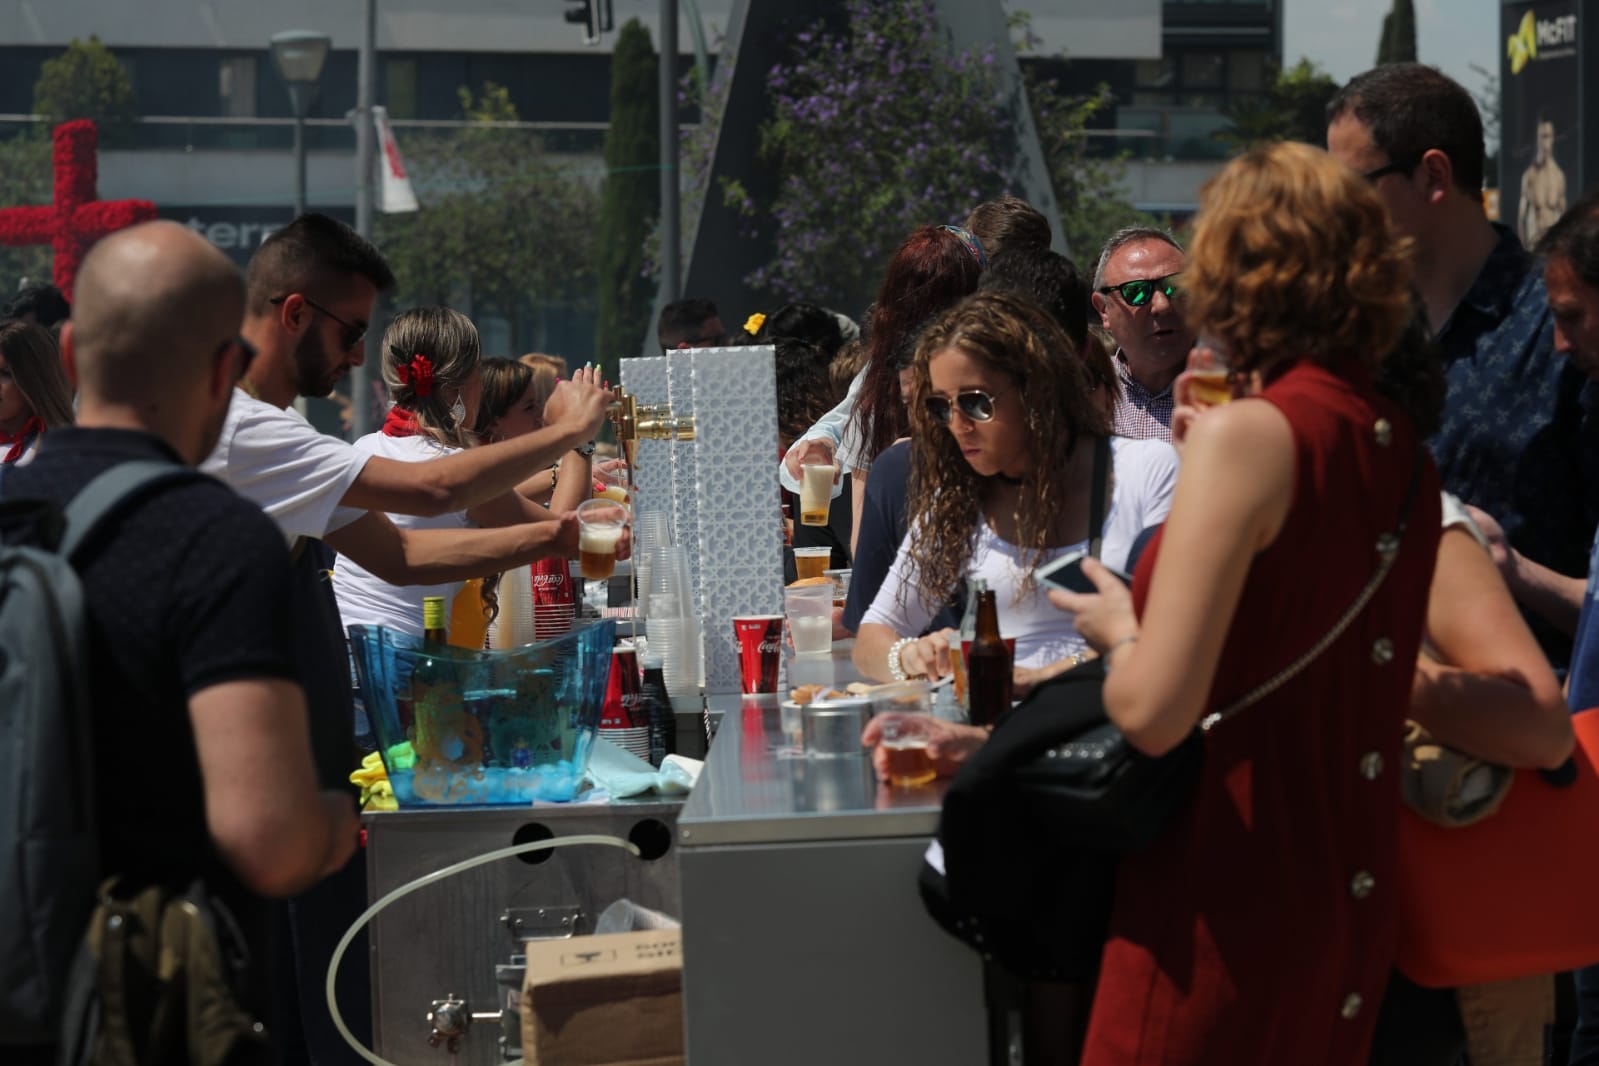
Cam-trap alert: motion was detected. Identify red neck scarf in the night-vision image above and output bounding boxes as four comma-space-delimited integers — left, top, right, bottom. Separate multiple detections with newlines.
381, 406, 422, 438
0, 415, 44, 463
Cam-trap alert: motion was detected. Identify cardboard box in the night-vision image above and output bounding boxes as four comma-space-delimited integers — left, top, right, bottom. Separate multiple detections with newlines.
521, 929, 684, 1066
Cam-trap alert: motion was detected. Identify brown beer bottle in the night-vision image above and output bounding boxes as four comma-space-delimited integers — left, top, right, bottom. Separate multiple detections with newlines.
965, 587, 1012, 727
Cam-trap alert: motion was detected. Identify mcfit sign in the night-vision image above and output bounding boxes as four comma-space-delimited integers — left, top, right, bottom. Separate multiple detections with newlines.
1499, 0, 1594, 242
1507, 6, 1579, 72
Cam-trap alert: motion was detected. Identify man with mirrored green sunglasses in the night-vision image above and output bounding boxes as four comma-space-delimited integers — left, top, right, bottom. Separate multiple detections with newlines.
1091, 226, 1195, 442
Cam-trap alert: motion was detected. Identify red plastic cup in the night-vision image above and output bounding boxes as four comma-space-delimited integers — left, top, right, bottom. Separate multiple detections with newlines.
734, 615, 784, 694
600, 646, 644, 728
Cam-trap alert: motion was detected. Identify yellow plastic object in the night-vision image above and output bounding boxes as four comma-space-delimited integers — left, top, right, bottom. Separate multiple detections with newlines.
449, 579, 491, 650
351, 751, 400, 812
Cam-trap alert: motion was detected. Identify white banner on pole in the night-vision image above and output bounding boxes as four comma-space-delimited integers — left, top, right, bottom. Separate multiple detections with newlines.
373, 105, 419, 214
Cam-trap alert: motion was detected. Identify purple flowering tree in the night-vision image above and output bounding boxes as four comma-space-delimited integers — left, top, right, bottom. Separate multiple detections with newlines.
723, 0, 1019, 311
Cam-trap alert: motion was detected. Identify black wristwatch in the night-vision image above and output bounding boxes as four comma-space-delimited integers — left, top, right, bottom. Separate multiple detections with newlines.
574, 440, 596, 458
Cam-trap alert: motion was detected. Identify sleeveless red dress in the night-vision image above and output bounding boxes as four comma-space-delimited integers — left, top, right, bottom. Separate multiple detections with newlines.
1080, 360, 1441, 1065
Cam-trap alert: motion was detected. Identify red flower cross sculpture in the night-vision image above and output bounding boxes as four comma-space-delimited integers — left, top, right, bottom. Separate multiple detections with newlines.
0, 120, 158, 298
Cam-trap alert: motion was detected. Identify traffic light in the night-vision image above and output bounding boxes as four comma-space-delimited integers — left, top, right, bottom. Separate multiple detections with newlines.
563, 0, 613, 45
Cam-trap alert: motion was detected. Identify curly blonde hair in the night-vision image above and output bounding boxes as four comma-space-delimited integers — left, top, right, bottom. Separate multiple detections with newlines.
1184, 141, 1414, 378
904, 290, 1109, 612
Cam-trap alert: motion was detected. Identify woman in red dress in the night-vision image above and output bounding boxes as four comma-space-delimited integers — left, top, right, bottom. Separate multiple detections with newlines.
1055, 142, 1443, 1063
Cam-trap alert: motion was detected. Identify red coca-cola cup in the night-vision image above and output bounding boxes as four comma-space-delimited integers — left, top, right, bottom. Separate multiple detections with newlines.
531, 556, 577, 642
531, 556, 575, 608
601, 646, 644, 728
733, 615, 784, 694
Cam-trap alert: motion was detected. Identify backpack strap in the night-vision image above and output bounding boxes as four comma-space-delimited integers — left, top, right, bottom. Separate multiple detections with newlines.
59, 461, 208, 562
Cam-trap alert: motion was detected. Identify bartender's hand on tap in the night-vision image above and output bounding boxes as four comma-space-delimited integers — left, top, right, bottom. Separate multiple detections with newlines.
783, 437, 839, 484
543, 364, 611, 442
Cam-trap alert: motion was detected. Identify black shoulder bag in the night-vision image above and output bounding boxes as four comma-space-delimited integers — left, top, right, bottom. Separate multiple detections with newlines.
920, 442, 1424, 982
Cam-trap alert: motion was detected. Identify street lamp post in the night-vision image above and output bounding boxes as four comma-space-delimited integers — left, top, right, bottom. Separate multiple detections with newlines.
270, 30, 332, 218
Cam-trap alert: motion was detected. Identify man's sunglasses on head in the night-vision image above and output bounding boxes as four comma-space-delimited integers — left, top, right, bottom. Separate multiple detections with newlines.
1098, 272, 1182, 309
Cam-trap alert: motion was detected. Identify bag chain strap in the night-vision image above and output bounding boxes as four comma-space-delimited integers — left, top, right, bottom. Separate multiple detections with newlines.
1200, 441, 1424, 733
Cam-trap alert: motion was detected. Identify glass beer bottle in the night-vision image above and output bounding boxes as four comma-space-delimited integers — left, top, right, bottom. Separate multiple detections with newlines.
422, 595, 449, 645
951, 578, 986, 712
965, 587, 1012, 727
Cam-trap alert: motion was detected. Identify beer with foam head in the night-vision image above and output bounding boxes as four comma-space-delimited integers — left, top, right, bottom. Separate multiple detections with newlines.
799, 463, 835, 526
579, 526, 623, 579
575, 498, 627, 580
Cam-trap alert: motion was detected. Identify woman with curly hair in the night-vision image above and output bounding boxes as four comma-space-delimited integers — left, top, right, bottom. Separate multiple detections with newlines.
1053, 141, 1444, 1063
851, 289, 1176, 689
333, 309, 606, 639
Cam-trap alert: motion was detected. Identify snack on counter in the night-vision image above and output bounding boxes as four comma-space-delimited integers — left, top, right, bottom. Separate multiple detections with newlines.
786, 576, 834, 589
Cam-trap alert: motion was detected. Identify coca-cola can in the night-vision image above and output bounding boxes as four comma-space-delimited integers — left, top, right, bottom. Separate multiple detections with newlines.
733, 615, 784, 695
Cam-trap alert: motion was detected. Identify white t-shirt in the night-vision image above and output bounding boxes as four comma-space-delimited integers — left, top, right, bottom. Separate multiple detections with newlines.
861, 436, 1178, 668
200, 389, 370, 543
332, 431, 475, 637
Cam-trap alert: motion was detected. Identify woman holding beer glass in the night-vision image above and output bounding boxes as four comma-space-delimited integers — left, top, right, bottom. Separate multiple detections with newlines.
333, 308, 616, 637
1052, 142, 1443, 1063
852, 289, 1176, 691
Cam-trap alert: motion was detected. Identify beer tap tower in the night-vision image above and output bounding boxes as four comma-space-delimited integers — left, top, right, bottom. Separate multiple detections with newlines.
614, 347, 785, 712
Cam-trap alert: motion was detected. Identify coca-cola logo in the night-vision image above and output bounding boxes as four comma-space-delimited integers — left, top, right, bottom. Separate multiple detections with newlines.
758, 640, 781, 654
533, 573, 567, 588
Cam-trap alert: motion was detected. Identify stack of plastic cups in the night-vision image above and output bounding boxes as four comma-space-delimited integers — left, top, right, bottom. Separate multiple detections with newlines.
489, 564, 536, 648
632, 511, 672, 619
644, 543, 701, 705
530, 555, 577, 642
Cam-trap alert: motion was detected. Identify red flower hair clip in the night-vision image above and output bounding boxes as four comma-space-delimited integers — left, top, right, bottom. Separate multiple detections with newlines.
392, 349, 435, 397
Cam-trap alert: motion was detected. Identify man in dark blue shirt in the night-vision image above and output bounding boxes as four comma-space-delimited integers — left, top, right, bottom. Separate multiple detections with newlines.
1329, 64, 1599, 664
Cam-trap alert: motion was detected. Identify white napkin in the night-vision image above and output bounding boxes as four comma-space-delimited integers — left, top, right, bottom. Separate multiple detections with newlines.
582, 736, 704, 798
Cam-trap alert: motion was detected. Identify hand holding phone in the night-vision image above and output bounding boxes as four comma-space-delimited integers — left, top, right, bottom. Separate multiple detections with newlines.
1035, 550, 1131, 595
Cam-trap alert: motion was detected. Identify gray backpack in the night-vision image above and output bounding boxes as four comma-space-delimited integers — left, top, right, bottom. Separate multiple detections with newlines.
0, 460, 205, 1048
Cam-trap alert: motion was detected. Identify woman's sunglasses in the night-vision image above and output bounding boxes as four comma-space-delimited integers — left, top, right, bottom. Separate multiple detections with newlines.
924, 389, 1000, 425
1097, 272, 1182, 308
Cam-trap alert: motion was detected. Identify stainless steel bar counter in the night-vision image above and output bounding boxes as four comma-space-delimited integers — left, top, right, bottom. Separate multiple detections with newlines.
677, 691, 986, 1065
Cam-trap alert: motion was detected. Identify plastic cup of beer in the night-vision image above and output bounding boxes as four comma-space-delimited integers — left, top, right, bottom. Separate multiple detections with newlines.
799, 463, 836, 526
1186, 338, 1233, 407
594, 463, 630, 505
576, 499, 627, 580
793, 546, 831, 582
878, 715, 936, 789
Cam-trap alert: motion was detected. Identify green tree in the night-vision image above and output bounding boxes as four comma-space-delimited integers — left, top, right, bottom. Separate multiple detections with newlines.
595, 19, 660, 375
1216, 59, 1341, 153
374, 84, 601, 354
1376, 0, 1418, 65
1025, 76, 1154, 260
726, 0, 1042, 310
32, 36, 136, 146
0, 132, 53, 289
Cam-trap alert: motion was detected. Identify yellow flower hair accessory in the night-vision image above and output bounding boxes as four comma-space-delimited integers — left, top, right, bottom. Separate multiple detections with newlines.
744, 312, 766, 335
